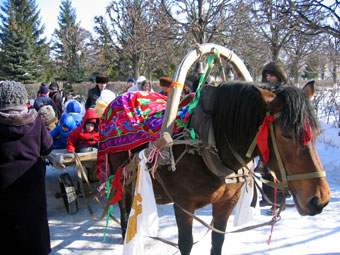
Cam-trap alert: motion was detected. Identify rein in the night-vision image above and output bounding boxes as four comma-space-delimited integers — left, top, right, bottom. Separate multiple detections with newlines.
73, 151, 121, 225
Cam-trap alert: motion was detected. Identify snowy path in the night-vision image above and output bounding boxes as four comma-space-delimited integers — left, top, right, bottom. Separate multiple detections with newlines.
46, 137, 340, 255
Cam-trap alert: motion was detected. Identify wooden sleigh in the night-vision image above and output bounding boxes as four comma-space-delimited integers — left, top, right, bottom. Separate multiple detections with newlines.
45, 148, 98, 215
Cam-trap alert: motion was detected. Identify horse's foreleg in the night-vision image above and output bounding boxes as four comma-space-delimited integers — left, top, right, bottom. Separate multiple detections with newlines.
119, 190, 133, 239
211, 188, 241, 255
174, 203, 195, 255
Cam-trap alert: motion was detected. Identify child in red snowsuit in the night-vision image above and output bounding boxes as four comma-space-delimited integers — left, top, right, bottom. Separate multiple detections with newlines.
66, 108, 100, 153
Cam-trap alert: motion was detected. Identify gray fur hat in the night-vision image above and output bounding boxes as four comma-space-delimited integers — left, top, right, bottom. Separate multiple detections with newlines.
38, 105, 56, 121
261, 61, 289, 84
0, 80, 28, 107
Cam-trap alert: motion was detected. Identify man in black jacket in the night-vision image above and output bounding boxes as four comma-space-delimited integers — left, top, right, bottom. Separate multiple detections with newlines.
49, 82, 63, 118
256, 60, 290, 215
85, 75, 108, 110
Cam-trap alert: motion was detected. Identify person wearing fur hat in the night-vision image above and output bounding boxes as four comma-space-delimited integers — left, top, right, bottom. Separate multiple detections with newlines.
0, 81, 53, 254
50, 113, 77, 149
34, 86, 58, 117
85, 75, 109, 110
159, 77, 172, 96
38, 105, 59, 132
49, 82, 63, 117
67, 108, 100, 153
261, 60, 290, 86
256, 60, 289, 215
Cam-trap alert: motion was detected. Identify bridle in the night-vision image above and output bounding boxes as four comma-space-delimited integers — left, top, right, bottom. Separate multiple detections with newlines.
245, 112, 326, 193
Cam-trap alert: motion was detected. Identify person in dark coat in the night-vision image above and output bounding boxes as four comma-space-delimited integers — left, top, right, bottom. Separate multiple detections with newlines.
256, 60, 290, 215
34, 86, 58, 116
0, 80, 53, 255
49, 81, 63, 118
85, 75, 108, 110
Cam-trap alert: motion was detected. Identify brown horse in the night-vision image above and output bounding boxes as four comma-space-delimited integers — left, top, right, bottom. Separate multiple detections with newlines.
106, 81, 330, 255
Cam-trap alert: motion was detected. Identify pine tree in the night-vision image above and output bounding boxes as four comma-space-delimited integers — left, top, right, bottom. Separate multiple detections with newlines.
51, 0, 92, 83
0, 0, 48, 83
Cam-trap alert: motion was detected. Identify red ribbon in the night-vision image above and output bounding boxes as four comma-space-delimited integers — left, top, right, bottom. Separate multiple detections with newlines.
303, 121, 311, 145
256, 115, 275, 164
108, 167, 123, 206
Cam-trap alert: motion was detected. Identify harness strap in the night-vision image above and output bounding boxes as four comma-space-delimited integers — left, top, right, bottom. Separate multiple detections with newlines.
287, 171, 326, 181
73, 151, 121, 225
268, 118, 289, 190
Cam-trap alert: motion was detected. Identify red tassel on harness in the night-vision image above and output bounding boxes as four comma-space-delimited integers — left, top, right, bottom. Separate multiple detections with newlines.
256, 115, 275, 164
108, 167, 123, 205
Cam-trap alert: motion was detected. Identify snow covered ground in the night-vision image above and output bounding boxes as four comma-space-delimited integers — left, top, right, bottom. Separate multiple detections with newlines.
46, 105, 340, 255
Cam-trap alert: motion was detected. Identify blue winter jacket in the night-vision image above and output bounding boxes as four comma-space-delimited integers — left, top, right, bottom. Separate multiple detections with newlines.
50, 114, 77, 149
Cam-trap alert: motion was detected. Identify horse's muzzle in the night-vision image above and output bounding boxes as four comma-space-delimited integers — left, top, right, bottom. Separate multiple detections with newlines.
307, 196, 329, 216
293, 194, 329, 216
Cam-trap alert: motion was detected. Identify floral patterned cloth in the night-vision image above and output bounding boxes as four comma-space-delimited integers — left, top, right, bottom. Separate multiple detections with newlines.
96, 91, 194, 181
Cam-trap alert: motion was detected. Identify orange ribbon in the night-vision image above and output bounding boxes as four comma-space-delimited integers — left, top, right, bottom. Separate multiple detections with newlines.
167, 82, 184, 98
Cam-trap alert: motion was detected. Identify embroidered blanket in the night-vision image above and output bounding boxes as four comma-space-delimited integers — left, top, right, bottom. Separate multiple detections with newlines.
96, 91, 194, 181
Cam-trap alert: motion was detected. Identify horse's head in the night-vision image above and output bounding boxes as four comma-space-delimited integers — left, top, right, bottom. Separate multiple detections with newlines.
256, 82, 330, 216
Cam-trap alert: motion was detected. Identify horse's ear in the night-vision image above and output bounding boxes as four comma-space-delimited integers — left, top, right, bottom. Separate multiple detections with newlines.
302, 80, 315, 99
252, 85, 276, 105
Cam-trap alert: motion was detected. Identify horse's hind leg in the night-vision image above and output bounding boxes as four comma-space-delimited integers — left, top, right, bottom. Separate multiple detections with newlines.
174, 203, 195, 255
211, 188, 241, 255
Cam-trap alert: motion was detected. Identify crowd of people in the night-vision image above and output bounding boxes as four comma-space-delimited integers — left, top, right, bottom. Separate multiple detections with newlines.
0, 60, 289, 254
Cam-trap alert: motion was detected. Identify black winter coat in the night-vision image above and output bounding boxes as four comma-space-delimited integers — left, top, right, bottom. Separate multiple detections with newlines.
0, 106, 53, 255
49, 91, 63, 117
85, 85, 101, 110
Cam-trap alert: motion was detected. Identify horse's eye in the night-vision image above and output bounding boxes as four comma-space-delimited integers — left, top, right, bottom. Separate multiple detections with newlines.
282, 133, 293, 140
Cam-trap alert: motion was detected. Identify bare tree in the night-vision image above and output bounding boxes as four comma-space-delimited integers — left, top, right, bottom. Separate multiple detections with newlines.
220, 1, 271, 79
284, 31, 321, 85
92, 16, 117, 79
160, 0, 235, 44
289, 0, 340, 39
248, 0, 298, 61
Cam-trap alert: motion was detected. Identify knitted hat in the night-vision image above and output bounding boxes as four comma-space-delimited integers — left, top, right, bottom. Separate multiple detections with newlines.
39, 86, 49, 94
127, 77, 135, 83
96, 75, 109, 84
0, 80, 28, 107
38, 105, 55, 122
49, 82, 59, 90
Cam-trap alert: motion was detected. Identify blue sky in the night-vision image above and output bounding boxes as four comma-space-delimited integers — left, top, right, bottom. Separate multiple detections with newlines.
0, 0, 112, 39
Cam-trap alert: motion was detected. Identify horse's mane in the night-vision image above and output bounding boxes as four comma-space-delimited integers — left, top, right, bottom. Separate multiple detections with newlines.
212, 81, 319, 156
270, 84, 319, 146
213, 81, 267, 154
